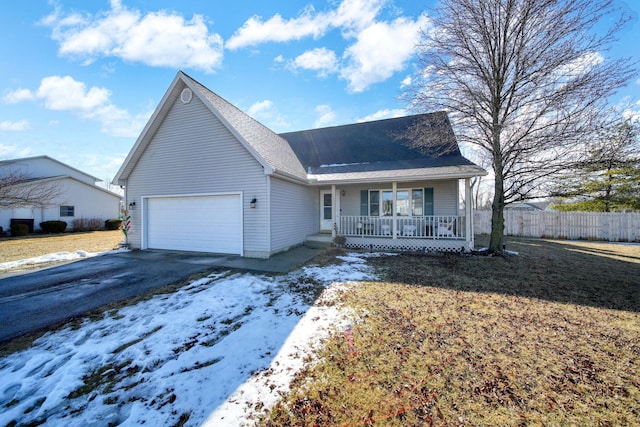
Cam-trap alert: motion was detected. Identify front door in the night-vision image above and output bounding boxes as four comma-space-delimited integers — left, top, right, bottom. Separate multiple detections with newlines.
320, 190, 333, 231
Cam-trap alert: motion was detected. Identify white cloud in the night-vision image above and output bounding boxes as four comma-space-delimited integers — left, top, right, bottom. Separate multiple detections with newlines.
289, 48, 338, 77
622, 99, 640, 123
226, 0, 385, 50
341, 14, 429, 92
314, 104, 337, 127
8, 75, 148, 138
331, 0, 386, 36
90, 103, 153, 138
0, 143, 32, 158
41, 2, 223, 72
77, 152, 128, 181
357, 108, 406, 122
226, 7, 328, 50
401, 75, 412, 88
3, 88, 35, 104
247, 99, 289, 130
0, 120, 30, 131
248, 99, 275, 116
36, 76, 111, 112
227, 0, 428, 92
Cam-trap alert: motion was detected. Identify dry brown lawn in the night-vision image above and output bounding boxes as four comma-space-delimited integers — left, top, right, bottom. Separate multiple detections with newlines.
262, 237, 640, 426
0, 230, 124, 264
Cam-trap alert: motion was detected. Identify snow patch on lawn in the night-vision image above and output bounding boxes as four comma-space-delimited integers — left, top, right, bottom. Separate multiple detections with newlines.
0, 249, 126, 271
0, 252, 378, 426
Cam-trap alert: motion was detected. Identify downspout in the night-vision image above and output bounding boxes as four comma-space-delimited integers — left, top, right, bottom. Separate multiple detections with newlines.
122, 180, 129, 247
267, 175, 272, 256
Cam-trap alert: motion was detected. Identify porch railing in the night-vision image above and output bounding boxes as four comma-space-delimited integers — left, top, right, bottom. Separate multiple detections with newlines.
339, 216, 465, 239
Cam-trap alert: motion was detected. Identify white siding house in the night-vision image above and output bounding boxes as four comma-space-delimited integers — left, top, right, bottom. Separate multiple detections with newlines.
114, 71, 487, 258
0, 156, 122, 233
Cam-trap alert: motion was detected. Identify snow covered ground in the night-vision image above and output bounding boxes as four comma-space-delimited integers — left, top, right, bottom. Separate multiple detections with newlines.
0, 250, 105, 272
0, 251, 380, 426
0, 248, 137, 274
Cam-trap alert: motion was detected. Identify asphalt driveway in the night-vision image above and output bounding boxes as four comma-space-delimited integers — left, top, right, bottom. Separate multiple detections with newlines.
0, 247, 322, 344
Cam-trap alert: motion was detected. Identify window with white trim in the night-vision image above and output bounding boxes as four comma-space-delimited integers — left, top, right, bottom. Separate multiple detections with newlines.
361, 188, 433, 217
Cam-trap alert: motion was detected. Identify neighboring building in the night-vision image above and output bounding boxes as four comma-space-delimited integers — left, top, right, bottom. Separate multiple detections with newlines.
114, 71, 486, 258
0, 156, 122, 233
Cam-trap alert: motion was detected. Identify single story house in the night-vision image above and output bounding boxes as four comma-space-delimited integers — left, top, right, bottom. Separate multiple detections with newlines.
113, 71, 486, 258
0, 156, 122, 233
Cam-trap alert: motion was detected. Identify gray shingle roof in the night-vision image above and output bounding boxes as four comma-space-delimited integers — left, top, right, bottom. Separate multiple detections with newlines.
278, 112, 477, 175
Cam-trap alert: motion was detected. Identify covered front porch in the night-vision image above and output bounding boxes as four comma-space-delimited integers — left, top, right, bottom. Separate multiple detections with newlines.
318, 178, 476, 253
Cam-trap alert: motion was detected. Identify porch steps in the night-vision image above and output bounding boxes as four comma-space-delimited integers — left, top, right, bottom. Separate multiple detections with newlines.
304, 233, 333, 249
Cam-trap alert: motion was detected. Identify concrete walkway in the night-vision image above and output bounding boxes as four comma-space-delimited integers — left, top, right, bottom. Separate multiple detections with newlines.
117, 245, 325, 274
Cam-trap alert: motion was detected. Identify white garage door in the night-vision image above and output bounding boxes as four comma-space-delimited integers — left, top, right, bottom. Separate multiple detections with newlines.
146, 194, 242, 254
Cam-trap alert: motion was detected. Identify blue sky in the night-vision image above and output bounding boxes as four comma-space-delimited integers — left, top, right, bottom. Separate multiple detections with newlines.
1, 0, 639, 183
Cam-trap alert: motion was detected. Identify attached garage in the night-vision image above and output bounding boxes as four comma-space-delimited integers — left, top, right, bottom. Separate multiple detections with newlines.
144, 194, 242, 254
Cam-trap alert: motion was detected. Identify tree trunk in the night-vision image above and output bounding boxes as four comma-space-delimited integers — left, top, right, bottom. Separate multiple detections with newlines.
489, 146, 505, 252
489, 178, 505, 253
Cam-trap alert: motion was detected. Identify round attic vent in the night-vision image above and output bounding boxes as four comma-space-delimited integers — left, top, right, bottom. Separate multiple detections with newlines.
180, 88, 193, 104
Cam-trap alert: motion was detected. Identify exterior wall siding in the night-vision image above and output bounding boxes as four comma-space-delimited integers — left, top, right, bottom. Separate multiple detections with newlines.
336, 180, 460, 217
125, 94, 269, 256
43, 178, 122, 223
270, 177, 318, 253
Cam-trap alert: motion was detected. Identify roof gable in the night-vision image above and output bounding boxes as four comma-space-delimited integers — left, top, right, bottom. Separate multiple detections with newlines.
2, 155, 100, 185
29, 175, 122, 199
114, 71, 307, 184
183, 74, 307, 181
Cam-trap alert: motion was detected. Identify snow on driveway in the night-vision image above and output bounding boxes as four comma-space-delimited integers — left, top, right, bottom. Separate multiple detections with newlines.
0, 252, 379, 426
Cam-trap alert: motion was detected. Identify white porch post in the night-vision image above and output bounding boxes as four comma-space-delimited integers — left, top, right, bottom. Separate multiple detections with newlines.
392, 181, 397, 239
331, 184, 337, 238
335, 185, 341, 237
465, 178, 473, 249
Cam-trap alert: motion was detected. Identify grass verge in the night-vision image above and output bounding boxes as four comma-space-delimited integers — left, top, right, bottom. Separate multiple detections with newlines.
0, 230, 123, 263
261, 237, 640, 426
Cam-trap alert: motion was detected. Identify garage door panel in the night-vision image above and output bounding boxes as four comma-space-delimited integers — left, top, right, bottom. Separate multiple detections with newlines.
146, 195, 241, 254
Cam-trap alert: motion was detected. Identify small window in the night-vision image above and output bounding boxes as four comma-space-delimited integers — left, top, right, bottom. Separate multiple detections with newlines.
60, 206, 75, 217
369, 190, 380, 216
382, 191, 393, 216
412, 189, 424, 216
396, 190, 409, 216
323, 193, 332, 220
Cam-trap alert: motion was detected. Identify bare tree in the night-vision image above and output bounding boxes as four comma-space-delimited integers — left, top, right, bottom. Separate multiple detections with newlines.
0, 162, 62, 209
404, 0, 637, 252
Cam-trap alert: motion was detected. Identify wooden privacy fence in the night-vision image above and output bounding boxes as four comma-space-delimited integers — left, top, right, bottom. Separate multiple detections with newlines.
474, 210, 640, 242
